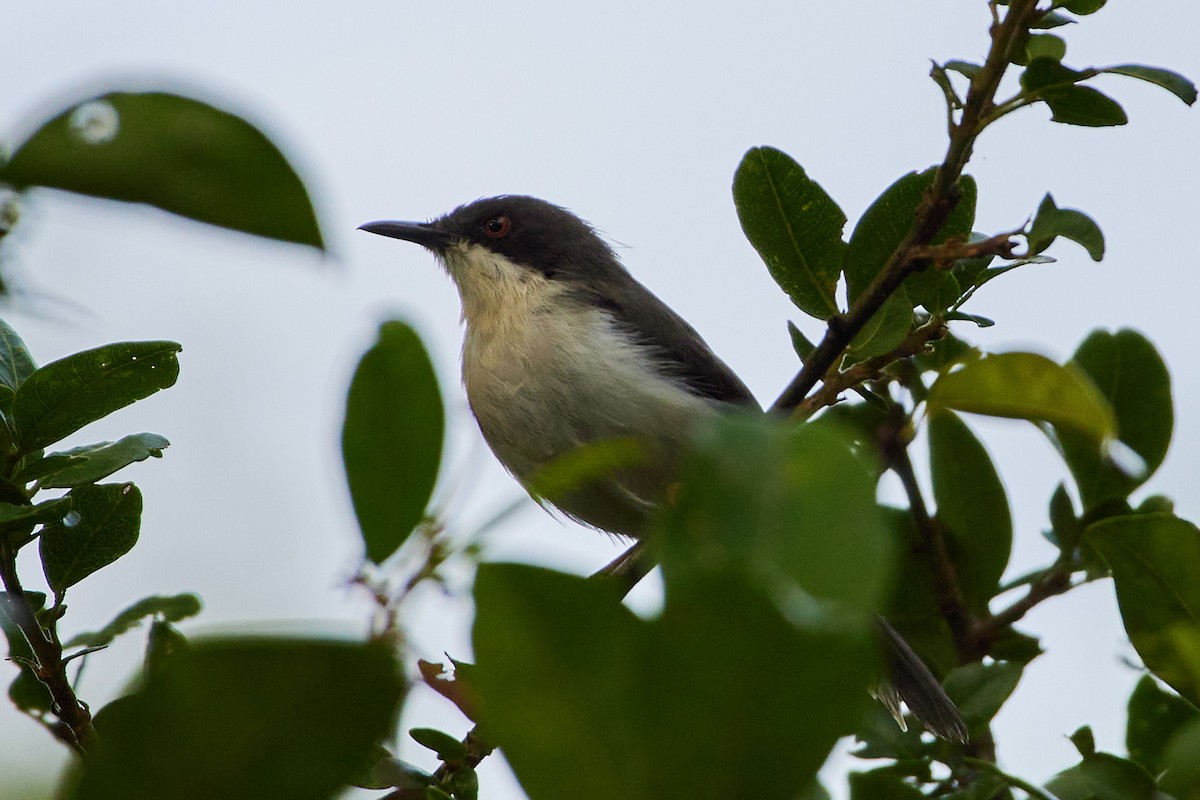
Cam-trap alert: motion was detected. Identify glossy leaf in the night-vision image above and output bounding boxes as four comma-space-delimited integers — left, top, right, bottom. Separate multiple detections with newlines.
13, 341, 181, 454
1125, 675, 1200, 776
65, 593, 202, 648
40, 483, 142, 597
929, 411, 1012, 609
659, 414, 892, 613
65, 638, 404, 800
927, 352, 1116, 442
1101, 64, 1198, 105
472, 563, 872, 800
33, 433, 170, 488
342, 321, 444, 564
943, 661, 1024, 730
1, 92, 324, 249
733, 146, 845, 319
0, 496, 73, 535
1088, 514, 1200, 706
1027, 193, 1105, 261
1057, 329, 1172, 510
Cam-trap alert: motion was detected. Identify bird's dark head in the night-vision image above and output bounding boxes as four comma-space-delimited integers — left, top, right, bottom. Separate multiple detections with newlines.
359, 195, 618, 283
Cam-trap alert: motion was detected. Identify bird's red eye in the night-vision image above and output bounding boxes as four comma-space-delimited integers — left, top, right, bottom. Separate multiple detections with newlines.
484, 215, 511, 237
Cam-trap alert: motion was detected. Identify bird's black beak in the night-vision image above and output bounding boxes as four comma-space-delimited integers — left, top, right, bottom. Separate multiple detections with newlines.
357, 220, 456, 250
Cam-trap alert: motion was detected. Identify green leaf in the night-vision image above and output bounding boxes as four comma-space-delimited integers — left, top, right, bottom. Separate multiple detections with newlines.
1028, 194, 1104, 261
1088, 514, 1200, 706
1032, 10, 1075, 29
1053, 0, 1106, 14
788, 320, 817, 363
40, 483, 142, 597
733, 146, 845, 319
1101, 64, 1198, 106
929, 411, 1012, 609
849, 769, 925, 800
408, 728, 467, 762
659, 414, 892, 613
944, 60, 982, 79
1045, 751, 1157, 800
1125, 675, 1200, 776
13, 341, 181, 454
1042, 84, 1128, 127
0, 496, 73, 536
1026, 34, 1066, 62
524, 437, 645, 505
0, 590, 52, 712
1057, 329, 1172, 510
65, 638, 404, 800
1, 92, 324, 249
30, 433, 170, 488
342, 321, 444, 564
0, 316, 36, 408
1161, 719, 1200, 798
943, 662, 1024, 731
64, 593, 202, 649
927, 352, 1116, 442
1021, 57, 1088, 92
472, 564, 872, 800
848, 290, 913, 358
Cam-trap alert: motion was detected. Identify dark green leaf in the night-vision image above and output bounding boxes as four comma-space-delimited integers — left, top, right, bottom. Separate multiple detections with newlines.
788, 320, 817, 363
1045, 751, 1157, 800
1088, 514, 1200, 706
13, 341, 181, 454
733, 146, 845, 319
848, 290, 913, 358
1042, 85, 1128, 127
1026, 34, 1066, 62
1101, 64, 1198, 105
40, 483, 142, 597
945, 311, 995, 328
342, 321, 444, 564
659, 414, 892, 613
1028, 194, 1105, 260
445, 766, 479, 800
943, 662, 1024, 730
929, 411, 1012, 609
1053, 0, 1106, 14
0, 496, 73, 535
880, 508, 958, 678
65, 593, 202, 649
0, 590, 51, 712
65, 638, 404, 800
32, 433, 170, 488
472, 564, 872, 800
927, 352, 1116, 442
853, 703, 930, 762
1021, 58, 1088, 92
849, 769, 925, 800
1125, 675, 1200, 776
1, 92, 324, 249
1057, 329, 1172, 510
1032, 10, 1075, 28
1161, 719, 1200, 798
1048, 481, 1082, 552
904, 269, 960, 314
9, 665, 52, 712
0, 317, 36, 404
144, 619, 188, 678
409, 728, 467, 762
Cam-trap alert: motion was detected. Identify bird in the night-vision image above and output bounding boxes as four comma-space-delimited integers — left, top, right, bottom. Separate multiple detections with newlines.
359, 195, 967, 742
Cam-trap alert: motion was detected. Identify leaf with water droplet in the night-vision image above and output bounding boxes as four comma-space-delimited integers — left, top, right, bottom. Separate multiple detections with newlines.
0, 92, 324, 250
13, 341, 180, 454
40, 482, 142, 597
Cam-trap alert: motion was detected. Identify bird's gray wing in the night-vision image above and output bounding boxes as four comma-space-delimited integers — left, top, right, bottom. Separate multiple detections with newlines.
580, 277, 760, 410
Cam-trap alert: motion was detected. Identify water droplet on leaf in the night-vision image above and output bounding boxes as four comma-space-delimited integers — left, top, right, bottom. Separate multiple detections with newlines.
69, 100, 120, 145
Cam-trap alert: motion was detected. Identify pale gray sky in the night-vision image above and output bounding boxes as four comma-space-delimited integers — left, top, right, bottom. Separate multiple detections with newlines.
2, 2, 1198, 797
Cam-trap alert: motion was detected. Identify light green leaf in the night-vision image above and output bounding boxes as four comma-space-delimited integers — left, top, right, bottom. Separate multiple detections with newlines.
1026, 34, 1066, 62
1, 92, 324, 249
66, 638, 404, 800
659, 414, 893, 613
1101, 64, 1198, 106
1053, 0, 1106, 14
13, 341, 181, 454
40, 483, 142, 597
342, 321, 444, 565
927, 352, 1116, 442
1088, 514, 1200, 707
65, 593, 202, 649
32, 433, 170, 488
733, 146, 845, 319
929, 411, 1012, 609
1057, 329, 1172, 510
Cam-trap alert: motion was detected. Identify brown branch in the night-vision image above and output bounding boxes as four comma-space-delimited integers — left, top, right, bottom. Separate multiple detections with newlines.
906, 231, 1019, 267
882, 433, 979, 663
770, 0, 1041, 415
973, 562, 1073, 645
798, 320, 947, 416
0, 541, 96, 754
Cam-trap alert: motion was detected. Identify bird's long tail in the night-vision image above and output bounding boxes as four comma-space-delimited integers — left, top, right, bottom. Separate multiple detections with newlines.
873, 616, 968, 743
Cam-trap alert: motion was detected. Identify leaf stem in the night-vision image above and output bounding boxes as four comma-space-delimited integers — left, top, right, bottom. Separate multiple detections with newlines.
771, 0, 1042, 414
0, 539, 96, 754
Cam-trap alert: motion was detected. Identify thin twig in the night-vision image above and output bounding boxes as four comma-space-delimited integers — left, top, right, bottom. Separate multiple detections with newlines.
771, 0, 1041, 415
0, 541, 95, 754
